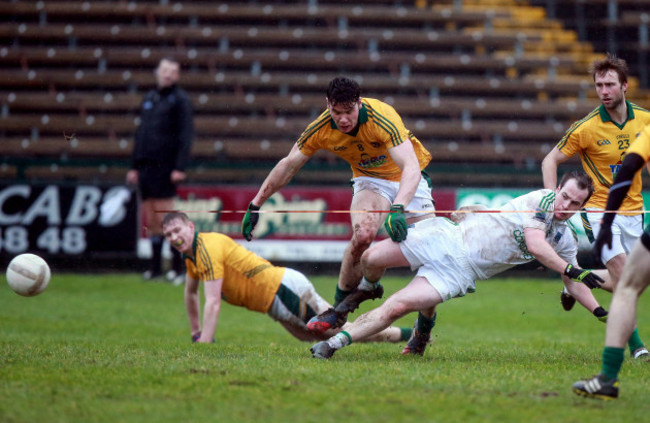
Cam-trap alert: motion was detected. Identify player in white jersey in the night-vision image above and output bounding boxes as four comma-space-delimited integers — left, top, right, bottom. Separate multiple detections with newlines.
311, 171, 608, 359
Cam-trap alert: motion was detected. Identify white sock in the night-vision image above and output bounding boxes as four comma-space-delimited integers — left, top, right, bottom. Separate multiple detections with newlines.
358, 277, 378, 292
327, 331, 352, 349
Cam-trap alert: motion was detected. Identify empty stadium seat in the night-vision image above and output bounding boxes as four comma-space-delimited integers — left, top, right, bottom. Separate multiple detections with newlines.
1, 0, 649, 187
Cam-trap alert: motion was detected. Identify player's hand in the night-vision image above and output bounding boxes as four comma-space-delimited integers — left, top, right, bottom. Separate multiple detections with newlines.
564, 264, 604, 289
384, 204, 407, 242
241, 202, 261, 241
593, 306, 608, 323
593, 220, 613, 264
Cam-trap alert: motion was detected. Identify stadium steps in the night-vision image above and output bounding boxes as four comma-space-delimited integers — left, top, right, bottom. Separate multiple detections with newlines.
0, 0, 644, 187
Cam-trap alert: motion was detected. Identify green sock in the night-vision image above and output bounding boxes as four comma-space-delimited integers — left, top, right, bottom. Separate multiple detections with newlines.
601, 346, 625, 381
626, 327, 644, 355
333, 286, 351, 308
400, 327, 413, 341
416, 312, 436, 335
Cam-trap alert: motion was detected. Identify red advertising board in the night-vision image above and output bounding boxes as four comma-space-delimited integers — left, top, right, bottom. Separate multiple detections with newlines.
175, 185, 456, 241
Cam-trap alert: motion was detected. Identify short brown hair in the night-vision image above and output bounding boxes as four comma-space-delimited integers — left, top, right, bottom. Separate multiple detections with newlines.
161, 212, 191, 228
589, 53, 628, 85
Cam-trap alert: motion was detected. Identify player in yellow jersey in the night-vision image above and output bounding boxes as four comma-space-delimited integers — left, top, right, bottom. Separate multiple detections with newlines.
573, 125, 650, 400
542, 55, 650, 359
241, 76, 435, 334
161, 212, 411, 344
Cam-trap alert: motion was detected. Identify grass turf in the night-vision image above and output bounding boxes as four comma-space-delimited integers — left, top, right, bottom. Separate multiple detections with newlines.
1, 273, 649, 422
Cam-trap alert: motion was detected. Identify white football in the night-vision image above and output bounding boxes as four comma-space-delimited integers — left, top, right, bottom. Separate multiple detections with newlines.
6, 253, 51, 297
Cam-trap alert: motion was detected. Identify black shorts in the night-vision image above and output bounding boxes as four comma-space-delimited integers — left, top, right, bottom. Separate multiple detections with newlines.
138, 166, 177, 200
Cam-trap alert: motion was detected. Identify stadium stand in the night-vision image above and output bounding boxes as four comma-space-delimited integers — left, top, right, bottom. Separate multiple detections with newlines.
1, 0, 649, 187
530, 0, 650, 88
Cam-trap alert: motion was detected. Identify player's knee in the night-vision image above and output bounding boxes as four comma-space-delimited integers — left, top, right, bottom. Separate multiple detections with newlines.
351, 226, 376, 250
617, 273, 648, 297
360, 247, 380, 270
614, 284, 642, 302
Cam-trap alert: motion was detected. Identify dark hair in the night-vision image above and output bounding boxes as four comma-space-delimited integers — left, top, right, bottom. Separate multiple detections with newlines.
559, 170, 594, 204
589, 53, 628, 85
161, 212, 191, 228
326, 77, 361, 106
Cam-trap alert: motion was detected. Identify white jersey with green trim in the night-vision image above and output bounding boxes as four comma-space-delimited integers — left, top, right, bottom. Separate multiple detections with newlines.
459, 189, 579, 280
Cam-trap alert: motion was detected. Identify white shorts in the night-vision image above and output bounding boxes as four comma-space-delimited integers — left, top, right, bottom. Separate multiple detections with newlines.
399, 218, 477, 302
267, 268, 329, 328
582, 209, 644, 264
351, 174, 435, 219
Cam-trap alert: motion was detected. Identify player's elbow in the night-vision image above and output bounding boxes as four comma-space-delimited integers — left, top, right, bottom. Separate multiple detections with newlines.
524, 239, 546, 260
540, 155, 556, 176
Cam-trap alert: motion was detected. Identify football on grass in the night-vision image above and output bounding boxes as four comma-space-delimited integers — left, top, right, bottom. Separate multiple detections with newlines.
6, 253, 51, 297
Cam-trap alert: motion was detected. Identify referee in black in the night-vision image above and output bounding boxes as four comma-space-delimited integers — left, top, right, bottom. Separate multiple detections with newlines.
126, 57, 194, 283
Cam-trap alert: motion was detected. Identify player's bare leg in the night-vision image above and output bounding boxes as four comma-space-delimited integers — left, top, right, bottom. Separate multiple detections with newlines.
281, 320, 409, 343
307, 218, 406, 335
337, 189, 390, 292
361, 238, 411, 281
307, 190, 389, 334
605, 243, 650, 348
333, 237, 412, 316
603, 253, 626, 292
573, 240, 650, 399
604, 252, 646, 357
311, 277, 442, 359
280, 288, 412, 343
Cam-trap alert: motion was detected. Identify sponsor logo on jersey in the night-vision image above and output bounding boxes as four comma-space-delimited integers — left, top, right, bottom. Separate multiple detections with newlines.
534, 207, 547, 223
358, 154, 387, 169
370, 142, 382, 148
597, 139, 611, 146
609, 153, 624, 180
333, 146, 347, 151
513, 229, 534, 260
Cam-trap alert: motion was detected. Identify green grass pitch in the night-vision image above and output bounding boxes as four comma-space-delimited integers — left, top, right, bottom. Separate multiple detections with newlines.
1, 272, 649, 422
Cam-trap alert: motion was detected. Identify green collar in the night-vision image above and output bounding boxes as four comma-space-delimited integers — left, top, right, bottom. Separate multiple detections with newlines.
183, 231, 199, 263
330, 102, 369, 136
598, 101, 634, 129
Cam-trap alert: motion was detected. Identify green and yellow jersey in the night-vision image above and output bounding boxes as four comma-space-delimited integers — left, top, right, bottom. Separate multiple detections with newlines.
628, 124, 650, 162
296, 98, 432, 181
556, 101, 650, 211
185, 232, 284, 313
